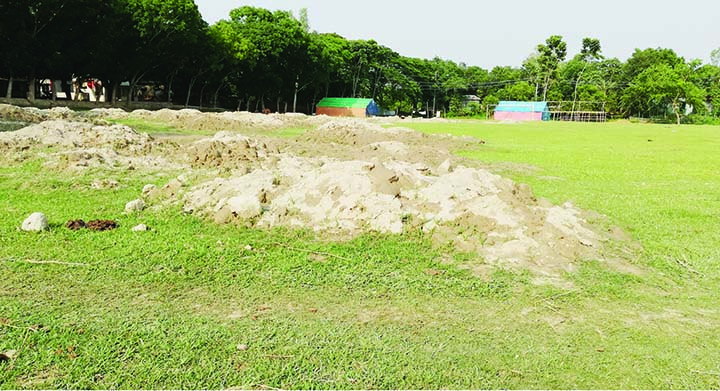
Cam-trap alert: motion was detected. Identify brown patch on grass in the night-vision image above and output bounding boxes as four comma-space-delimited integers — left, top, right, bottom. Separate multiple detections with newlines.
17, 366, 62, 388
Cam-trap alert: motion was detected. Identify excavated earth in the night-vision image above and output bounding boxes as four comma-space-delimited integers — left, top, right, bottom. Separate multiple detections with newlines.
0, 104, 640, 279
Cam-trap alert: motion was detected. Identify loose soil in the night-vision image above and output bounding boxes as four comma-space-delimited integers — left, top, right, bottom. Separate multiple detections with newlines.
0, 105, 638, 278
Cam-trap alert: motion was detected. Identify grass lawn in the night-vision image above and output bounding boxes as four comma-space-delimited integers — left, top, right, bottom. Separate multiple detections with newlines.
1, 120, 720, 389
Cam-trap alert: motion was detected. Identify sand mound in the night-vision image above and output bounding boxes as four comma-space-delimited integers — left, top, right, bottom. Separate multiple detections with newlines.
282, 119, 478, 167
0, 120, 153, 150
0, 104, 95, 123
0, 106, 635, 277
115, 109, 300, 131
169, 135, 609, 275
0, 120, 183, 170
185, 131, 278, 171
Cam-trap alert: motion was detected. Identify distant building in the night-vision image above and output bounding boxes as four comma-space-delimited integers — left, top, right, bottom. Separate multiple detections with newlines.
463, 95, 482, 106
316, 98, 380, 117
494, 101, 550, 121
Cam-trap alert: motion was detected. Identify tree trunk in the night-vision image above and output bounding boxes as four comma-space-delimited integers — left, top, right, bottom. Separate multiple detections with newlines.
127, 84, 133, 107
185, 77, 197, 107
52, 79, 58, 102
27, 77, 36, 103
199, 82, 208, 108
213, 80, 225, 108
5, 75, 13, 101
168, 72, 175, 104
112, 82, 119, 104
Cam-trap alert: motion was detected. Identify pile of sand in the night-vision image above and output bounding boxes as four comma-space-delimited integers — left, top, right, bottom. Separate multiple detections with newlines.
1, 105, 633, 277
171, 152, 603, 275
0, 104, 91, 123
0, 120, 182, 170
282, 119, 479, 167
115, 109, 302, 131
185, 131, 279, 172
142, 126, 610, 276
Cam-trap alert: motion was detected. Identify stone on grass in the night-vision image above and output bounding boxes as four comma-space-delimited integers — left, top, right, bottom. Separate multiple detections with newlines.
132, 224, 149, 232
125, 199, 146, 213
21, 212, 48, 232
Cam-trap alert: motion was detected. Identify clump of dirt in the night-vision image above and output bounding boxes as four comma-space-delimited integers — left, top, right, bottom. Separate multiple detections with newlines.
65, 219, 118, 231
65, 220, 87, 230
87, 220, 118, 231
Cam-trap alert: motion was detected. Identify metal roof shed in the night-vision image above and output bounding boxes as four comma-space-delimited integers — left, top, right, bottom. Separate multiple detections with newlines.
494, 101, 550, 121
316, 98, 380, 117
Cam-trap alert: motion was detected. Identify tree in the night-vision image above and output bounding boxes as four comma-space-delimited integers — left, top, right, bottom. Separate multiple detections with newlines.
623, 61, 705, 124
536, 35, 567, 101
712, 48, 720, 67
622, 48, 683, 86
120, 0, 207, 105
479, 66, 525, 100
692, 64, 720, 117
1, 0, 72, 101
571, 38, 603, 113
215, 6, 309, 111
496, 81, 535, 101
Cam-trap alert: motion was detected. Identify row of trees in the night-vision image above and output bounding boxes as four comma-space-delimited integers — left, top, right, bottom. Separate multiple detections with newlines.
2, 0, 719, 123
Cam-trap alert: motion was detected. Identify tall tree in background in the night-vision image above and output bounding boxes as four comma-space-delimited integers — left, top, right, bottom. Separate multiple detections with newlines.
215, 6, 309, 111
121, 0, 207, 104
536, 35, 567, 101
570, 38, 603, 112
622, 48, 683, 86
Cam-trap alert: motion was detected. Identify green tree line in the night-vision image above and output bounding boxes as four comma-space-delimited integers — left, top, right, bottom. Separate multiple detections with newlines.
2, 1, 719, 123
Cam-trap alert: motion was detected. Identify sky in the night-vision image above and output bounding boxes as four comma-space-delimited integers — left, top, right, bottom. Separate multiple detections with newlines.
194, 0, 719, 69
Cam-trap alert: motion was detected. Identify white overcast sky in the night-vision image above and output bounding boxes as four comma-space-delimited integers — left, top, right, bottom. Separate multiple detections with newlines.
195, 0, 719, 69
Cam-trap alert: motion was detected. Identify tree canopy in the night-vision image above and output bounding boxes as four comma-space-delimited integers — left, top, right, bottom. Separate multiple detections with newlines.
1, 1, 717, 123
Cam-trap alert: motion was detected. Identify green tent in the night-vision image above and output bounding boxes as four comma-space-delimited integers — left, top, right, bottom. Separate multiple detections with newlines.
316, 98, 380, 117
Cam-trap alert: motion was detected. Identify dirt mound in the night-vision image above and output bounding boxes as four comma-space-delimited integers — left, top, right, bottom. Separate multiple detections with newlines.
282, 119, 479, 168
185, 131, 278, 171
0, 120, 152, 149
1, 107, 635, 278
118, 109, 301, 132
169, 143, 610, 276
0, 120, 183, 170
0, 104, 95, 123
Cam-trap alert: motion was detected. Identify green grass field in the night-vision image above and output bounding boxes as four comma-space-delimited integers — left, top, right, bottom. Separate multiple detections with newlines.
1, 120, 720, 389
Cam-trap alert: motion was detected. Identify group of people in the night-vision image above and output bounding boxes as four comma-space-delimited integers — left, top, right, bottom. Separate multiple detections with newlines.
72, 77, 103, 102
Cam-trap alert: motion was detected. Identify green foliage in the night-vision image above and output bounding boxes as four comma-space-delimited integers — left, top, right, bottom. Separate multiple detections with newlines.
623, 61, 706, 123
536, 35, 568, 100
0, 3, 718, 120
496, 81, 535, 101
